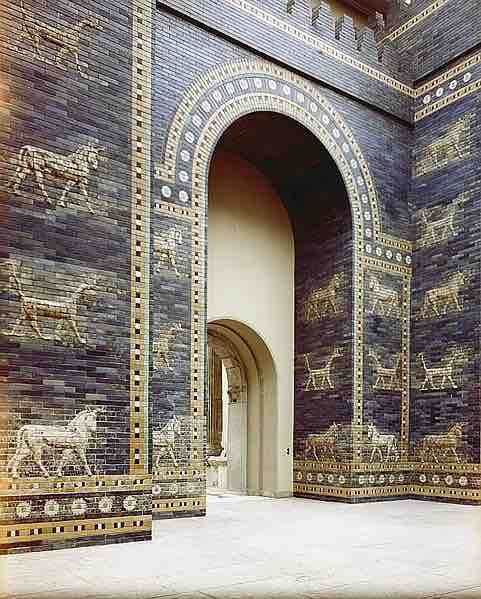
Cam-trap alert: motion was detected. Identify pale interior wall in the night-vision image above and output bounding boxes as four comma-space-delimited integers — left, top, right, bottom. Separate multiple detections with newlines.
207, 149, 295, 497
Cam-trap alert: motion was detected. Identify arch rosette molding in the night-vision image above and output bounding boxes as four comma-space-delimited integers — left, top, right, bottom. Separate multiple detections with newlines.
153, 59, 413, 503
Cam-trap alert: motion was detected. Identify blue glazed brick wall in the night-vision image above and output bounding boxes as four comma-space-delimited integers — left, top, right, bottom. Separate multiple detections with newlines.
387, 0, 481, 81
158, 0, 413, 121
291, 163, 354, 467
0, 0, 153, 553
410, 92, 481, 498
1, 0, 480, 556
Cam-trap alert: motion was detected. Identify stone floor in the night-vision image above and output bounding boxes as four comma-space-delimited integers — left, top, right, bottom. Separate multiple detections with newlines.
2, 494, 481, 598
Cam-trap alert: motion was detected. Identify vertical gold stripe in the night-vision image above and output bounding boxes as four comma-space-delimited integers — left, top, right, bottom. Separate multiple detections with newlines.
353, 242, 364, 464
400, 275, 411, 460
130, 0, 152, 473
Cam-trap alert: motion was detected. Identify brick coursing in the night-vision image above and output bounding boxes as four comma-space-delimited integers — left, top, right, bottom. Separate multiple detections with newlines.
0, 0, 480, 553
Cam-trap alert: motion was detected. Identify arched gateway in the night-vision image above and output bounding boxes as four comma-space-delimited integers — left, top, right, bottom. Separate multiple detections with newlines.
154, 59, 412, 504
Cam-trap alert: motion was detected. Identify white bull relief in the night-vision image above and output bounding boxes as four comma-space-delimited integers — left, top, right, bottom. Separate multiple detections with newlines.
7, 407, 101, 478
153, 323, 182, 370
366, 423, 399, 463
154, 227, 183, 276
10, 143, 104, 213
153, 416, 182, 468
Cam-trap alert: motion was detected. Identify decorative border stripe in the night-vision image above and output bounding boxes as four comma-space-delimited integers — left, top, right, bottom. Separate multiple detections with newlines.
295, 460, 481, 473
153, 496, 206, 513
2, 475, 152, 497
380, 235, 413, 253
154, 467, 205, 479
154, 201, 194, 220
0, 515, 152, 545
294, 483, 481, 500
416, 51, 481, 97
382, 0, 451, 43
415, 79, 481, 122
224, 0, 415, 98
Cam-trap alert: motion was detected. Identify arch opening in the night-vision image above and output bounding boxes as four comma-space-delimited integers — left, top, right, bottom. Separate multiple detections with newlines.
206, 111, 354, 498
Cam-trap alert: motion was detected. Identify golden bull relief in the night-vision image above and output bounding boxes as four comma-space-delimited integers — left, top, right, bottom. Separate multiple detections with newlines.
417, 423, 465, 463
414, 116, 471, 179
420, 272, 465, 318
368, 275, 400, 318
304, 423, 338, 462
304, 274, 344, 321
416, 195, 466, 249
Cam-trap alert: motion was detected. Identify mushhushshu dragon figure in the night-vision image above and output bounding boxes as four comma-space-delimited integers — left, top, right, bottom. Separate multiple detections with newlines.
4, 261, 97, 345
19, 0, 104, 78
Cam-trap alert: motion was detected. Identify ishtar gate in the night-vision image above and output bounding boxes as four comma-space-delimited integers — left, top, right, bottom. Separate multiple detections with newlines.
1, 0, 481, 567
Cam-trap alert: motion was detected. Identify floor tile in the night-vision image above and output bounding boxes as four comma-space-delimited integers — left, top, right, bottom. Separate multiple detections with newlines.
3, 497, 481, 599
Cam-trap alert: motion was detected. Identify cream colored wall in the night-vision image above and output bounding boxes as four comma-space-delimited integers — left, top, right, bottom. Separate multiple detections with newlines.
207, 150, 295, 497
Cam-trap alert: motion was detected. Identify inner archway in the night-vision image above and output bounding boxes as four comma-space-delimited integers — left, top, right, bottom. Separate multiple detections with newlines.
207, 111, 353, 498
207, 321, 277, 496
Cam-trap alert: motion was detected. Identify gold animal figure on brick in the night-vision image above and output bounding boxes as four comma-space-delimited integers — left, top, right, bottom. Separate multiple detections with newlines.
369, 275, 400, 317
420, 203, 458, 244
304, 423, 338, 461
417, 196, 465, 247
154, 227, 183, 276
419, 423, 464, 463
368, 349, 401, 391
4, 261, 96, 345
153, 323, 182, 370
418, 351, 461, 390
10, 143, 104, 213
19, 0, 104, 78
303, 348, 342, 391
421, 272, 465, 318
304, 274, 343, 321
7, 407, 101, 478
366, 423, 399, 463
153, 416, 182, 468
415, 117, 471, 178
